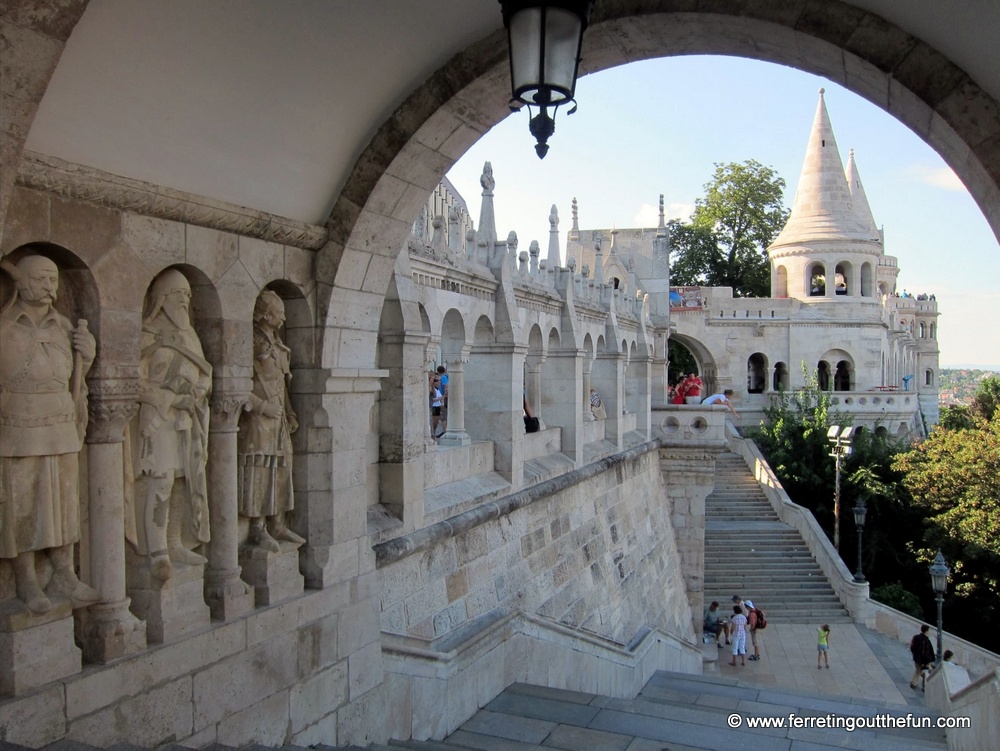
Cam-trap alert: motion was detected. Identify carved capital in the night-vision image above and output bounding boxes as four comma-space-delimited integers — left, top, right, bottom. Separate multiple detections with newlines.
210, 392, 251, 431
86, 378, 141, 444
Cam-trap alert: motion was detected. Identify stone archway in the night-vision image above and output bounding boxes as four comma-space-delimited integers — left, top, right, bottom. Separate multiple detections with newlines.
320, 2, 1000, 371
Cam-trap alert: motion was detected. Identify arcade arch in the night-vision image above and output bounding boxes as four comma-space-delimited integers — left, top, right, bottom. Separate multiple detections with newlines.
318, 4, 1000, 371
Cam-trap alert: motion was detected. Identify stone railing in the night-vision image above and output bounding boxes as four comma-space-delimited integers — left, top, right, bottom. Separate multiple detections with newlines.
865, 600, 1000, 680
925, 662, 1000, 751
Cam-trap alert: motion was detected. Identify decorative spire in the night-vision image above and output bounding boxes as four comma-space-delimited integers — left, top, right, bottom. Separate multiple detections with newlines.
593, 235, 604, 286
548, 204, 561, 266
658, 194, 665, 229
770, 89, 875, 250
845, 148, 881, 242
571, 197, 579, 231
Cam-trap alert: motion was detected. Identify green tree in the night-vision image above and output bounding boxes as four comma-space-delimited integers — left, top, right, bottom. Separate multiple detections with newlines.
892, 410, 1000, 643
669, 160, 790, 297
972, 375, 1000, 420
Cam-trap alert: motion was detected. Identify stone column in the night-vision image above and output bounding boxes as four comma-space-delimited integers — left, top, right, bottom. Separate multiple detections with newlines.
657, 442, 726, 637
205, 385, 255, 620
378, 331, 430, 532
582, 362, 594, 422
525, 358, 544, 428
294, 368, 386, 589
437, 354, 471, 447
78, 380, 147, 664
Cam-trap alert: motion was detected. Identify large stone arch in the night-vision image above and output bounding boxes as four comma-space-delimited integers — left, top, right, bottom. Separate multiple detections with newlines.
320, 1, 1000, 372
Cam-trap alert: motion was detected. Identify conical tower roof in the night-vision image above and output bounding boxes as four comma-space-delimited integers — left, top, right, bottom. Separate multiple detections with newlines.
770, 89, 876, 251
845, 148, 881, 242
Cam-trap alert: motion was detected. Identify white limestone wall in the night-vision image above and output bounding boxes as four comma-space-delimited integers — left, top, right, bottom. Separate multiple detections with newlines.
376, 443, 700, 740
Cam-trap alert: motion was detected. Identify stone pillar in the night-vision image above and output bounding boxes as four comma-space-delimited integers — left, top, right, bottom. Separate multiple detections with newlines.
542, 349, 583, 464
464, 344, 526, 486
526, 358, 545, 428
582, 362, 594, 422
78, 382, 147, 664
626, 352, 653, 438
594, 351, 626, 447
206, 385, 255, 620
437, 354, 471, 447
656, 440, 726, 636
378, 331, 430, 532
294, 368, 386, 589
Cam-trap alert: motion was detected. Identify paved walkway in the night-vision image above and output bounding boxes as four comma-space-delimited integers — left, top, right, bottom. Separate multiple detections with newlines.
713, 621, 929, 709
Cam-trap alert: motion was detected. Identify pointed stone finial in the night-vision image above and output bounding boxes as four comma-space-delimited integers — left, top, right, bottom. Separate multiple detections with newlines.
609, 227, 619, 255
572, 197, 579, 231
529, 240, 540, 277
547, 204, 561, 267
658, 194, 665, 228
594, 235, 604, 286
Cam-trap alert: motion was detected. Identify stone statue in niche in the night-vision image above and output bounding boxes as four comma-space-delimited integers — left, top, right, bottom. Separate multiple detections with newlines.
0, 255, 100, 614
130, 269, 212, 581
238, 291, 304, 552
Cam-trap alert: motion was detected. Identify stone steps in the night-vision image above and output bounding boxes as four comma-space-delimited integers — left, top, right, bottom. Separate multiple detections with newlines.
705, 452, 849, 622
391, 673, 946, 751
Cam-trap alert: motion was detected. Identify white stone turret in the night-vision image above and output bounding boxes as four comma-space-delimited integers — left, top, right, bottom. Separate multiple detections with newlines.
769, 89, 882, 301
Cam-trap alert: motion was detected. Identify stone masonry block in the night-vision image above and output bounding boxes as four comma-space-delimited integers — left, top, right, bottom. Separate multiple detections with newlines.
347, 640, 383, 701
336, 598, 380, 660
216, 689, 290, 747
0, 683, 65, 747
67, 677, 193, 748
192, 638, 298, 728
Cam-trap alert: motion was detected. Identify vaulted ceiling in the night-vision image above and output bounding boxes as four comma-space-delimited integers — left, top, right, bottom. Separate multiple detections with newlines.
5, 0, 1000, 240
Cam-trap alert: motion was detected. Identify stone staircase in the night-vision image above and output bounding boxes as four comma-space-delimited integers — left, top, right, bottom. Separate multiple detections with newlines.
704, 452, 851, 623
330, 670, 944, 751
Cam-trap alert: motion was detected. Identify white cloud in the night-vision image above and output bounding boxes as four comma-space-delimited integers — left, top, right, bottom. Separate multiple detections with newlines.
633, 201, 694, 226
633, 204, 659, 227
908, 164, 965, 191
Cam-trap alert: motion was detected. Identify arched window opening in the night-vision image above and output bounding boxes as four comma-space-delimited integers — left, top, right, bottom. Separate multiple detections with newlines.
772, 362, 789, 391
834, 360, 852, 391
930, 323, 936, 339
925, 369, 934, 386
817, 361, 831, 390
834, 263, 849, 295
775, 266, 788, 298
747, 353, 767, 394
919, 322, 926, 338
809, 265, 826, 296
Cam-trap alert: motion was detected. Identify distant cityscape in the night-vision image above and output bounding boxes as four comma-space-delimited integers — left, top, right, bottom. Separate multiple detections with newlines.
939, 368, 999, 406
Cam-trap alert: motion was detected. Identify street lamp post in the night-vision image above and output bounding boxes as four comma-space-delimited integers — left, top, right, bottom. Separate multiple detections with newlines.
852, 496, 868, 583
827, 426, 856, 551
928, 550, 950, 665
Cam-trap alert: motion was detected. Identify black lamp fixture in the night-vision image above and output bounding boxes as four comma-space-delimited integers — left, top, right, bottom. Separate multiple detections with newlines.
929, 549, 950, 664
827, 425, 856, 551
499, 0, 594, 158
851, 495, 868, 583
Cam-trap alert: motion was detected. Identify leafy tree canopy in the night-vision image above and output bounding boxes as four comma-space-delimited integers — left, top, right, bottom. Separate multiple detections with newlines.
669, 160, 790, 298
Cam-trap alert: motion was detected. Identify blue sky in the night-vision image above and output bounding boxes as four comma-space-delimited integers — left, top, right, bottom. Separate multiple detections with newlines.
446, 56, 1000, 370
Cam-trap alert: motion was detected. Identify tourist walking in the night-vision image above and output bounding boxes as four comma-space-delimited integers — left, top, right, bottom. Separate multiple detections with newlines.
909, 625, 935, 690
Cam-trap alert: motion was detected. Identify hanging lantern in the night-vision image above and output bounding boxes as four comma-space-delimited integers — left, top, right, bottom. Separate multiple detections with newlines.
499, 1, 593, 158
